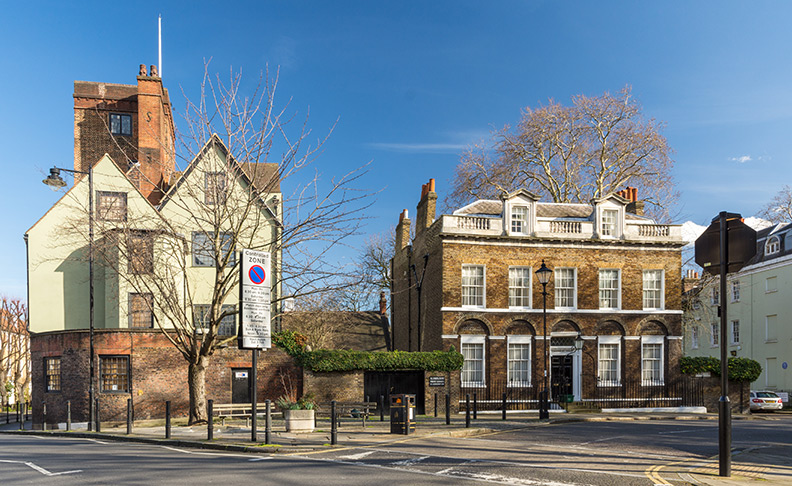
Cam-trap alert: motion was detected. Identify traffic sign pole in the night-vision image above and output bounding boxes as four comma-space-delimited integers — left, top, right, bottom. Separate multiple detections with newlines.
718, 212, 731, 477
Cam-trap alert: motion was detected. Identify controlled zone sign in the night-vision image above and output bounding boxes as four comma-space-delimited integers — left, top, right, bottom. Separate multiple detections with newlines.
239, 249, 271, 349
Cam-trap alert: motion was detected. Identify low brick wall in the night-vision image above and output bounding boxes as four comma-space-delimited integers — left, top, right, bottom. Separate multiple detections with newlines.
302, 370, 364, 403
697, 375, 751, 413
31, 329, 300, 427
424, 371, 461, 415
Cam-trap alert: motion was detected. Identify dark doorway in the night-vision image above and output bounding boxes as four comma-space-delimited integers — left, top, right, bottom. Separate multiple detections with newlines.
551, 355, 573, 400
364, 371, 425, 414
231, 368, 251, 403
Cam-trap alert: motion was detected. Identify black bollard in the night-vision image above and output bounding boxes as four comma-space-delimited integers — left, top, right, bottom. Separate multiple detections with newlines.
95, 398, 100, 433
465, 394, 470, 428
5, 399, 8, 424
42, 403, 47, 431
66, 401, 71, 431
434, 393, 438, 418
127, 399, 132, 435
330, 400, 338, 445
473, 393, 477, 420
445, 394, 450, 425
165, 401, 171, 439
18, 402, 23, 430
265, 399, 271, 445
207, 399, 214, 440
502, 393, 507, 420
380, 395, 384, 422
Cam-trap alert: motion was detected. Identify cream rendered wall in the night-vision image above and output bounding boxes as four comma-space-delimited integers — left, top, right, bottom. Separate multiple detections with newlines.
27, 155, 164, 333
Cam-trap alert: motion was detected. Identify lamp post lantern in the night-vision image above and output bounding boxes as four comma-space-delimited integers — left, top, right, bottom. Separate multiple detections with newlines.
43, 166, 95, 430
535, 260, 552, 420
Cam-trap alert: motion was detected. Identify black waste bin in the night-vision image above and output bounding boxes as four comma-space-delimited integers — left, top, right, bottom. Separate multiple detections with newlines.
390, 394, 416, 435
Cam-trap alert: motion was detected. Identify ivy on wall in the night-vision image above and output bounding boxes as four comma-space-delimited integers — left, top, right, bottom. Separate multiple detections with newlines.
680, 356, 762, 383
273, 330, 464, 372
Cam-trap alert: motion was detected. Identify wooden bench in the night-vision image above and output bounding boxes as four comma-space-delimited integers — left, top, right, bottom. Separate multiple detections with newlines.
212, 403, 275, 426
316, 401, 378, 427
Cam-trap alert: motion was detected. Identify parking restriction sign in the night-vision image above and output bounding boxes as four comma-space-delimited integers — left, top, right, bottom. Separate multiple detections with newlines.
239, 249, 271, 349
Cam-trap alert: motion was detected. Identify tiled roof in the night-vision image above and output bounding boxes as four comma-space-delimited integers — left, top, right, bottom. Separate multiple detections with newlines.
240, 162, 281, 193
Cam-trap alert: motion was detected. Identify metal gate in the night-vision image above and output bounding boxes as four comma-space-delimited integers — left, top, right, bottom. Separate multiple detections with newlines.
364, 371, 425, 414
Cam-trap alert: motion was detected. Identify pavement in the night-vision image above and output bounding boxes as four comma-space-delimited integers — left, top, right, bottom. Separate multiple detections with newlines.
2, 410, 791, 485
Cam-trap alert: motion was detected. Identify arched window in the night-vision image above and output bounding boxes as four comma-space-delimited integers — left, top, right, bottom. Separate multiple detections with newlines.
766, 235, 780, 255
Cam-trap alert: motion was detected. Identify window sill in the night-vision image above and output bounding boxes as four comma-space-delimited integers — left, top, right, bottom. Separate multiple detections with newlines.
766, 290, 777, 294
642, 307, 664, 312
508, 306, 532, 311
765, 339, 778, 344
100, 390, 131, 394
461, 305, 486, 310
597, 382, 622, 388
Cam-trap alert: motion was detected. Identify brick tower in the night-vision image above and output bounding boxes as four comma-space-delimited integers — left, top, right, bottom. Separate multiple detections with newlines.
73, 64, 175, 204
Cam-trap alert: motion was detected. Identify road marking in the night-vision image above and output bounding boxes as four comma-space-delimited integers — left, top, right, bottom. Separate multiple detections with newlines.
390, 455, 429, 466
339, 450, 377, 460
248, 457, 272, 462
0, 459, 82, 477
578, 435, 625, 445
156, 445, 264, 459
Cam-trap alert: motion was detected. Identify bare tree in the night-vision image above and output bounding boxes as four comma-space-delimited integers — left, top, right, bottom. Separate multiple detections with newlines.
758, 185, 792, 223
56, 64, 374, 424
0, 297, 30, 406
447, 86, 676, 221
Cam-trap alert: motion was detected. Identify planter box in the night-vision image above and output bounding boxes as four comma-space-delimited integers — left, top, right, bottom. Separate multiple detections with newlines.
284, 409, 315, 432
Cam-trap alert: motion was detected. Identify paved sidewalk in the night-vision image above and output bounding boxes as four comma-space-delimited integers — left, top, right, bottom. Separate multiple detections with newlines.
2, 411, 790, 485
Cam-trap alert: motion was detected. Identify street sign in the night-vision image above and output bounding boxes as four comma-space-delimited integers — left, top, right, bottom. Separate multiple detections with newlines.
695, 213, 757, 275
239, 249, 272, 349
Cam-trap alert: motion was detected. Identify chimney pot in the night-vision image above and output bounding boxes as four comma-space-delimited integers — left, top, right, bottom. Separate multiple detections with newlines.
139, 64, 148, 76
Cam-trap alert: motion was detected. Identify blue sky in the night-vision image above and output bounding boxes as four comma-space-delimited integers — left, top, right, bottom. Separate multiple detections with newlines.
2, 1, 790, 298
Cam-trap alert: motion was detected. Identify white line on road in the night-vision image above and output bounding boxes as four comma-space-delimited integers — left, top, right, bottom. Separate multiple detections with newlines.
0, 459, 82, 477
339, 450, 377, 460
579, 436, 625, 445
391, 456, 429, 466
156, 445, 265, 459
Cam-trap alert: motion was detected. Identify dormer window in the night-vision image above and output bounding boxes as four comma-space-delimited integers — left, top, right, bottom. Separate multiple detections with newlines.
511, 206, 528, 234
766, 235, 780, 255
601, 209, 618, 237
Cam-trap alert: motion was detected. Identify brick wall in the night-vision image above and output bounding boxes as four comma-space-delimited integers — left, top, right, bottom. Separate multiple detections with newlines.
303, 370, 364, 403
31, 329, 300, 427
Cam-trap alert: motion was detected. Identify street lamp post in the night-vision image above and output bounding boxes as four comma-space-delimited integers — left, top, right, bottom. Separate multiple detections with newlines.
535, 260, 552, 420
43, 166, 94, 430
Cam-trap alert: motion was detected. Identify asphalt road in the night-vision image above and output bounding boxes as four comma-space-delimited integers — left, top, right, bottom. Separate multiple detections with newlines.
1, 417, 790, 485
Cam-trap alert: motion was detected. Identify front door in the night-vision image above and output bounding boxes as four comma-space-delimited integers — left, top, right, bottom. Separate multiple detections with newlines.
231, 368, 251, 403
551, 355, 573, 400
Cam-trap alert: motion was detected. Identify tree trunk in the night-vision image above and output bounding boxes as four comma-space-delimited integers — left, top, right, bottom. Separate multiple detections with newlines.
187, 356, 208, 425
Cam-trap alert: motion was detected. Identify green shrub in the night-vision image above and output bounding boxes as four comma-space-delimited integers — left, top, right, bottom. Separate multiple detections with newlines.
272, 330, 464, 372
680, 356, 762, 383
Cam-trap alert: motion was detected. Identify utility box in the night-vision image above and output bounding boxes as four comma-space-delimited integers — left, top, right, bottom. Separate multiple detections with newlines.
390, 394, 416, 435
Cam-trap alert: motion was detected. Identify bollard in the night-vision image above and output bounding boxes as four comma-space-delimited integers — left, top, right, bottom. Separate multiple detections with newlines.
42, 403, 47, 431
66, 401, 71, 431
363, 395, 369, 427
5, 399, 8, 424
127, 399, 132, 435
264, 399, 271, 445
18, 403, 23, 430
465, 394, 470, 428
330, 400, 338, 445
207, 399, 214, 440
434, 393, 438, 418
380, 395, 384, 422
165, 401, 171, 439
95, 398, 101, 433
502, 393, 507, 420
445, 394, 450, 425
473, 393, 477, 420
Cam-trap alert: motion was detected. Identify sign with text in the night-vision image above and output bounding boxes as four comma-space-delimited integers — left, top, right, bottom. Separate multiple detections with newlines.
239, 249, 272, 349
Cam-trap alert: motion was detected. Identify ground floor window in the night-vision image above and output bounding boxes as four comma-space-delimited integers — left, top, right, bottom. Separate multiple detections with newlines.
597, 336, 620, 386
641, 336, 664, 386
100, 356, 130, 393
461, 335, 485, 387
507, 336, 531, 387
45, 357, 61, 392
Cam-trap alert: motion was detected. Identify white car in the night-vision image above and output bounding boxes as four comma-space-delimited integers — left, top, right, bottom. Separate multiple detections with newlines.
750, 390, 783, 412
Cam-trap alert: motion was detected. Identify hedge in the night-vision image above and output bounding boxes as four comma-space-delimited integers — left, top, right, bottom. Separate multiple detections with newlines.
272, 330, 464, 372
680, 356, 762, 383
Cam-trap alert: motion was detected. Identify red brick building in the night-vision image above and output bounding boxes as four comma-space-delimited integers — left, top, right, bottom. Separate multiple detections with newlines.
392, 180, 685, 408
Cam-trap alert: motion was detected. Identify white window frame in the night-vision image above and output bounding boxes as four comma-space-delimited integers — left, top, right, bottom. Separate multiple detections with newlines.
507, 335, 532, 387
597, 336, 621, 387
642, 270, 664, 310
766, 314, 777, 342
730, 320, 740, 345
461, 335, 486, 387
766, 276, 777, 293
510, 206, 529, 235
601, 209, 619, 237
193, 304, 237, 336
711, 287, 720, 306
691, 326, 699, 349
554, 267, 577, 310
508, 266, 532, 309
461, 265, 486, 308
711, 323, 719, 347
730, 280, 740, 303
598, 269, 621, 310
641, 335, 664, 386
766, 236, 780, 255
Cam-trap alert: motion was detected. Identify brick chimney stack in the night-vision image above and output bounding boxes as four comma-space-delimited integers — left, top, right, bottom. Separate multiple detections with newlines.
617, 186, 644, 216
396, 209, 411, 251
415, 178, 437, 234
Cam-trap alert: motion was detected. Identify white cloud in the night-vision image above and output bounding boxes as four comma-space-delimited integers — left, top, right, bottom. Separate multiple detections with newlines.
367, 142, 467, 153
729, 155, 752, 163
